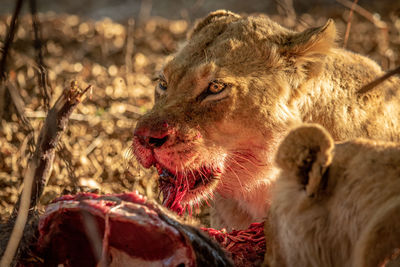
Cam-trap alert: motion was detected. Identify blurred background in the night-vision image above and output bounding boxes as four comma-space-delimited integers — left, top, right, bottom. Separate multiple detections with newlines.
0, 0, 399, 222
1, 0, 399, 21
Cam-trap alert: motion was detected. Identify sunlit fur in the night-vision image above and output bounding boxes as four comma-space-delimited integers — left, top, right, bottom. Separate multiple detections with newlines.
265, 124, 400, 267
133, 10, 400, 230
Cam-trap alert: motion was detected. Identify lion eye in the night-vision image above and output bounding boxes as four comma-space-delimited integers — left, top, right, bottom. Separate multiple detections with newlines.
158, 80, 168, 91
208, 81, 226, 94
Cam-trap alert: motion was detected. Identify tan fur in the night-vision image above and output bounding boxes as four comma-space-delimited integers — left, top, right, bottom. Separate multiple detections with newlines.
265, 124, 400, 267
134, 10, 400, 230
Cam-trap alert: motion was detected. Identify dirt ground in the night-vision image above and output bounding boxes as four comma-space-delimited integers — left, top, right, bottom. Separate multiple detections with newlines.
0, 1, 400, 224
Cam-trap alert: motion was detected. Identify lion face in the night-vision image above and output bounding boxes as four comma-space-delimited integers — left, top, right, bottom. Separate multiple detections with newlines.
132, 10, 336, 212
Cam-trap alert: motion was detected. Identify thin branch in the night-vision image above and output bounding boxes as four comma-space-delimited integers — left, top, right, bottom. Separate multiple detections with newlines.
6, 81, 35, 153
1, 81, 91, 266
358, 66, 400, 95
274, 0, 296, 21
336, 0, 387, 30
138, 0, 152, 25
29, 81, 92, 207
58, 143, 78, 186
125, 19, 135, 92
0, 158, 34, 267
29, 0, 50, 110
0, 82, 6, 119
0, 0, 24, 81
342, 0, 358, 48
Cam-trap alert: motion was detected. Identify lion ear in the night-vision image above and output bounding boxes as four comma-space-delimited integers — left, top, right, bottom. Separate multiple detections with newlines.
281, 19, 336, 76
188, 10, 241, 39
276, 124, 334, 197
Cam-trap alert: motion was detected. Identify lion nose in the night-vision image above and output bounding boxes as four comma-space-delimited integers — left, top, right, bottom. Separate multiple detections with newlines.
147, 135, 168, 148
134, 128, 169, 149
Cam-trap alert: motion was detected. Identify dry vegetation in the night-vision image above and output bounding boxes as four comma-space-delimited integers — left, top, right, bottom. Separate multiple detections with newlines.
0, 4, 400, 223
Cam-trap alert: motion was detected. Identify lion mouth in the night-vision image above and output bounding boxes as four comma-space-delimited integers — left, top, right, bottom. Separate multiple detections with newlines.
154, 163, 220, 215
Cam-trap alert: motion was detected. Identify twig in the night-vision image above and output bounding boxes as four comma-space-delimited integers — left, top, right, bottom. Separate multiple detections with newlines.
274, 0, 311, 29
138, 0, 152, 25
125, 19, 135, 92
58, 143, 78, 185
0, 0, 24, 81
0, 82, 6, 119
6, 82, 29, 126
335, 0, 387, 30
342, 0, 358, 48
29, 0, 51, 110
0, 81, 91, 266
274, 0, 296, 21
358, 66, 400, 95
6, 81, 35, 153
29, 81, 92, 207
85, 136, 103, 156
0, 157, 35, 267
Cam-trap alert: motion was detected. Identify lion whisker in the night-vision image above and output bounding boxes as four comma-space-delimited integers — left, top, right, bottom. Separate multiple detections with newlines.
225, 165, 245, 196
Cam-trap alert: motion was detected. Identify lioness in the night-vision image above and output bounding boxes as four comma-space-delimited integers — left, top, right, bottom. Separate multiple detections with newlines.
132, 10, 400, 230
265, 124, 400, 267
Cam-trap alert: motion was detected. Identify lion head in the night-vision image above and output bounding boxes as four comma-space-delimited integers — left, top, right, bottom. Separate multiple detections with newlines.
132, 10, 336, 216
